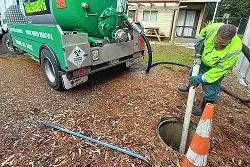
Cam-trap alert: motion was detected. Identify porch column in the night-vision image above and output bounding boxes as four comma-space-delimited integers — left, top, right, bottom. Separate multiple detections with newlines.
170, 3, 180, 44
212, 1, 219, 23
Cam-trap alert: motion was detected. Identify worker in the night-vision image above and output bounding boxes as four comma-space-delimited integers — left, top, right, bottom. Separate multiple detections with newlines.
178, 23, 243, 116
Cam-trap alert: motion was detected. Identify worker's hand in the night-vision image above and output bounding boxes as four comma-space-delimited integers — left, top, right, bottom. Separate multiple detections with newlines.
190, 75, 204, 87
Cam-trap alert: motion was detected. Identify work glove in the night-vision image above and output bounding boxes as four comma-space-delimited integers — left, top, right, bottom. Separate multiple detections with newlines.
194, 38, 205, 55
190, 75, 204, 87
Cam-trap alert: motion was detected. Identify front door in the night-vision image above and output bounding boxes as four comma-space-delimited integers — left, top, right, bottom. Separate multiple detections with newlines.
176, 10, 199, 38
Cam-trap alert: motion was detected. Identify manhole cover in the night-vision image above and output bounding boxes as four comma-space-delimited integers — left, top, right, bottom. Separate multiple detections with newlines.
157, 118, 197, 153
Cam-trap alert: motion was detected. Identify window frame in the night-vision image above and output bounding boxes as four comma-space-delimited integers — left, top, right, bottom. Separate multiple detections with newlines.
143, 10, 158, 22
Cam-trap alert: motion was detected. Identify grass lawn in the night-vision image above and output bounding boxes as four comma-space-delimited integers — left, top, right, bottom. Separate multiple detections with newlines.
142, 44, 195, 66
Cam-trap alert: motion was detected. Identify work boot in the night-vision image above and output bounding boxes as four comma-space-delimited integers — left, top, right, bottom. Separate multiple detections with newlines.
177, 84, 189, 92
192, 100, 214, 116
192, 107, 204, 116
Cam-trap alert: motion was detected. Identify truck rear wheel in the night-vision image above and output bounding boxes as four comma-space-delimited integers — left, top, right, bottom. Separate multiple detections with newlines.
2, 33, 14, 53
40, 47, 63, 91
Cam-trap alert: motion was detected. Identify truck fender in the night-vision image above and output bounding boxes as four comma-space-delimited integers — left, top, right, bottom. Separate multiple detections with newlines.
39, 45, 60, 68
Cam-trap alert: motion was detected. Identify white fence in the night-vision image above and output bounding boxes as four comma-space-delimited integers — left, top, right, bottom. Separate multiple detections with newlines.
234, 16, 250, 89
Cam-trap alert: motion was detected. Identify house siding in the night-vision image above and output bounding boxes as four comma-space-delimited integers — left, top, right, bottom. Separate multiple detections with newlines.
138, 8, 174, 37
129, 3, 178, 38
128, 1, 217, 40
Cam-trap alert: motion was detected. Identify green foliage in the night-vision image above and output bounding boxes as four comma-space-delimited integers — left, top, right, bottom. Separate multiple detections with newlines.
218, 0, 250, 21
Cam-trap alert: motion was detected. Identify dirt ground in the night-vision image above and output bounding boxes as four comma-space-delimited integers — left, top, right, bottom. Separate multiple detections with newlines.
0, 54, 250, 167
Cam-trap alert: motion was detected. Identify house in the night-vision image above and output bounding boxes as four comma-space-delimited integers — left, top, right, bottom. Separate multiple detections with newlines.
128, 0, 221, 42
128, 0, 179, 42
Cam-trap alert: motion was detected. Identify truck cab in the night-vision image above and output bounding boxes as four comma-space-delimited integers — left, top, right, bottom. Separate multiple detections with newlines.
0, 0, 19, 38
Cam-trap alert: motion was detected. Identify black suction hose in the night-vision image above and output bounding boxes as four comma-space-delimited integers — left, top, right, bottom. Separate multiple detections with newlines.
147, 43, 250, 103
141, 34, 190, 72
151, 61, 191, 69
141, 34, 153, 73
221, 86, 250, 103
143, 34, 204, 73
124, 17, 152, 73
127, 17, 250, 103
220, 44, 250, 103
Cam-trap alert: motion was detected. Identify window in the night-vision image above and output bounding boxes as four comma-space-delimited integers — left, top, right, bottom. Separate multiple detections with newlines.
23, 0, 51, 16
143, 11, 158, 22
176, 10, 198, 37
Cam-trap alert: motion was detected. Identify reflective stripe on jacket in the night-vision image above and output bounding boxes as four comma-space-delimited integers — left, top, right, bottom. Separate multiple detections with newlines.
196, 23, 242, 83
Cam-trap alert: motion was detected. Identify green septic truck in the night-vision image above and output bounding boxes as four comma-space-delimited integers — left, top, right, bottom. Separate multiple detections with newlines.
2, 0, 145, 90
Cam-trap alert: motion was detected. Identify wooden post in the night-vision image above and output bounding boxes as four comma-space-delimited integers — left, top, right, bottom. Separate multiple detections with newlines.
170, 3, 180, 44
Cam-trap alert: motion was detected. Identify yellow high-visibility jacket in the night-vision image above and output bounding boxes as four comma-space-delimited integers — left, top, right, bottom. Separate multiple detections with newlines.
196, 23, 242, 83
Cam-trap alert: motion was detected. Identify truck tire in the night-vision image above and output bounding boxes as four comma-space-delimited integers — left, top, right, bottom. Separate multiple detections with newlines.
2, 33, 14, 53
40, 47, 64, 91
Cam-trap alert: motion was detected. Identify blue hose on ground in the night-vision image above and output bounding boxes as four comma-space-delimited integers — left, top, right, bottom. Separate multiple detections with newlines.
38, 120, 152, 165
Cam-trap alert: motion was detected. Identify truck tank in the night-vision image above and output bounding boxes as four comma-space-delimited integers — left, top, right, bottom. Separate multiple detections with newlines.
22, 0, 126, 39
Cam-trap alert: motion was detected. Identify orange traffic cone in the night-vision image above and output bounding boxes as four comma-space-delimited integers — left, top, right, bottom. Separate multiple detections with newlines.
181, 103, 214, 167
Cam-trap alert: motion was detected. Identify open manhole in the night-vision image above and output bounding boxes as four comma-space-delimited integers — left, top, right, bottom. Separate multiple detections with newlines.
157, 118, 197, 154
